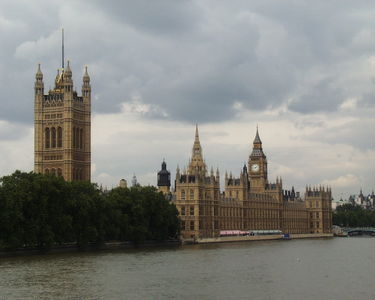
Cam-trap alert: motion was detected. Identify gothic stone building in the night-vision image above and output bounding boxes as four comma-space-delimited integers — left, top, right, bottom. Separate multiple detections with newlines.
159, 126, 332, 239
34, 61, 91, 181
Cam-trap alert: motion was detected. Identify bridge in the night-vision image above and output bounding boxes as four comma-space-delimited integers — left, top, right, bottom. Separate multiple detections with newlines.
343, 227, 375, 236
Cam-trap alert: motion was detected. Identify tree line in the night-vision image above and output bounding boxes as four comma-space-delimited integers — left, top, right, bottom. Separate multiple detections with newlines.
0, 171, 180, 251
333, 203, 375, 227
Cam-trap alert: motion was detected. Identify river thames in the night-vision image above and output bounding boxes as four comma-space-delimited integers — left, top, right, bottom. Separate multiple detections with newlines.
0, 237, 374, 300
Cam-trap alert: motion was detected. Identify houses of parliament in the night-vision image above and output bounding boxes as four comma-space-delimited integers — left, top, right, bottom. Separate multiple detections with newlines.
158, 126, 333, 239
33, 41, 332, 239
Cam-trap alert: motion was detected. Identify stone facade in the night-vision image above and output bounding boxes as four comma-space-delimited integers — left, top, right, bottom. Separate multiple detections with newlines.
161, 126, 332, 239
34, 61, 91, 182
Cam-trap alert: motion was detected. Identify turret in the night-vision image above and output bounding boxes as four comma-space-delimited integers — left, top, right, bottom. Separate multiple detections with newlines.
62, 60, 73, 93
64, 60, 72, 79
82, 66, 91, 99
157, 160, 171, 194
34, 63, 44, 96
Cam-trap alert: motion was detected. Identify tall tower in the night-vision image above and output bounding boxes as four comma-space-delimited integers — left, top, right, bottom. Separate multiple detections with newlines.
248, 127, 268, 192
188, 124, 206, 175
174, 125, 220, 239
34, 30, 91, 181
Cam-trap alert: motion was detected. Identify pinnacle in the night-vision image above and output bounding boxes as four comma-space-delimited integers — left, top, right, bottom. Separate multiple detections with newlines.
35, 63, 43, 77
195, 124, 199, 142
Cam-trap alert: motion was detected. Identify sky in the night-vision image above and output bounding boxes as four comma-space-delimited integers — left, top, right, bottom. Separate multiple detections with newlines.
0, 0, 374, 199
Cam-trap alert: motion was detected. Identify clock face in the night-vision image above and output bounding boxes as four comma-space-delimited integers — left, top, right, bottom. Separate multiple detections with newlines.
251, 164, 259, 172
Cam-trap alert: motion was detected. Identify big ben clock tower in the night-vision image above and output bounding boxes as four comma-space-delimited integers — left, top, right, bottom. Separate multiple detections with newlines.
248, 127, 268, 192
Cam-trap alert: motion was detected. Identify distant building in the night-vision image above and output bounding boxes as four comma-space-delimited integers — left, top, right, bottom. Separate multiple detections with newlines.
346, 190, 375, 210
332, 198, 350, 210
157, 160, 171, 195
159, 126, 333, 239
119, 179, 127, 188
131, 174, 138, 187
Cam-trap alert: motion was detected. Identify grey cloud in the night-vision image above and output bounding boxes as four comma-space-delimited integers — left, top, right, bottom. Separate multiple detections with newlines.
306, 119, 375, 151
288, 79, 344, 114
1, 0, 375, 124
88, 0, 202, 36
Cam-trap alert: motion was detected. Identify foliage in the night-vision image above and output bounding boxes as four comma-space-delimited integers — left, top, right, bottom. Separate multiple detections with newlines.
333, 203, 375, 227
0, 171, 180, 251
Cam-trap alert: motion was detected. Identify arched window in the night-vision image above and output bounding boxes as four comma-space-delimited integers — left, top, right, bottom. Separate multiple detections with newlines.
57, 168, 62, 177
45, 168, 50, 175
75, 128, 79, 149
51, 127, 56, 148
57, 127, 63, 148
73, 127, 76, 148
80, 129, 83, 149
77, 128, 81, 149
51, 168, 56, 176
45, 128, 50, 149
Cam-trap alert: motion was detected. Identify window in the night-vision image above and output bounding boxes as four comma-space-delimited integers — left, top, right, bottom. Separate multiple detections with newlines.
181, 206, 185, 215
316, 212, 319, 218
190, 206, 194, 216
51, 168, 56, 176
181, 221, 185, 230
51, 127, 56, 148
57, 168, 62, 177
45, 169, 49, 175
199, 206, 203, 215
190, 221, 194, 230
181, 189, 186, 200
214, 220, 219, 229
57, 127, 63, 148
80, 129, 83, 149
45, 128, 50, 149
190, 189, 194, 200
76, 128, 80, 149
73, 127, 76, 148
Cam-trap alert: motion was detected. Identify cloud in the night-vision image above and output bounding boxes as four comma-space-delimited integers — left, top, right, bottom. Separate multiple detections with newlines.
0, 1, 374, 199
322, 174, 360, 189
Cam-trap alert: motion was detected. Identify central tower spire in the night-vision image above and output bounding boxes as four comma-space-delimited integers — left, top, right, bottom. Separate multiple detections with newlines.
188, 124, 206, 175
192, 124, 202, 158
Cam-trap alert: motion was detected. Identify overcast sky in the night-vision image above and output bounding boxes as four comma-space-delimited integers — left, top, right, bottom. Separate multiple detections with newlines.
1, 0, 374, 199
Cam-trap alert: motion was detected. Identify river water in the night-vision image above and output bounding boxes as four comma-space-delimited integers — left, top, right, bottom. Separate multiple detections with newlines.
0, 237, 374, 300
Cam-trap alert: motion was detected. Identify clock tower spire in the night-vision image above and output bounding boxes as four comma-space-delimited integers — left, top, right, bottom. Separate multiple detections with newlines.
248, 126, 268, 192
